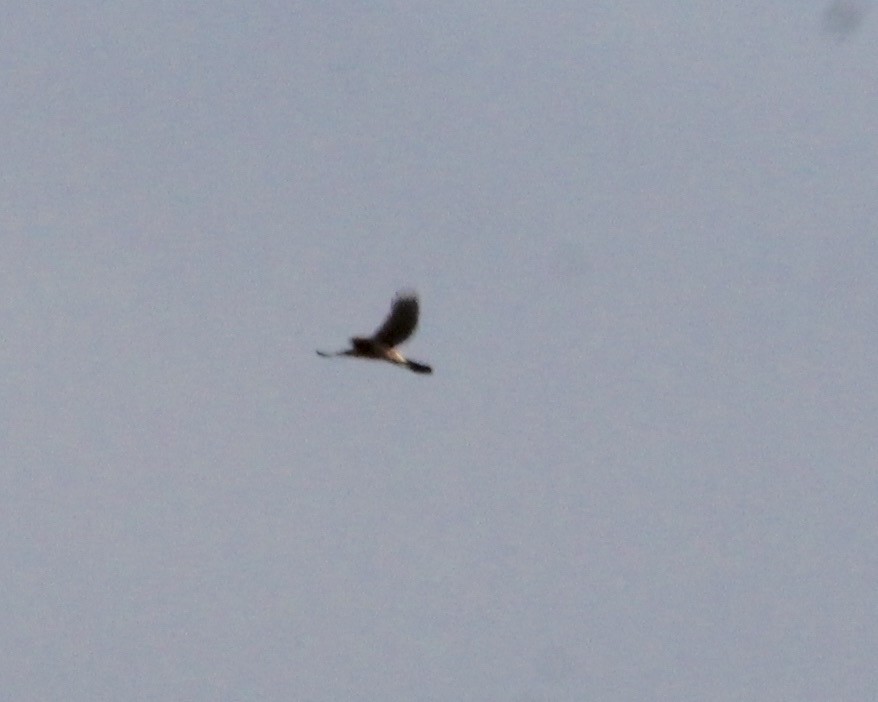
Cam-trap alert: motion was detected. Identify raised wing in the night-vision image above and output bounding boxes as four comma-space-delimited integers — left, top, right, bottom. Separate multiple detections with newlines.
371, 291, 420, 347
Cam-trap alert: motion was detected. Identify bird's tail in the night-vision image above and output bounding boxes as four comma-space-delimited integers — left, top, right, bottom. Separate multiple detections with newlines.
406, 360, 433, 374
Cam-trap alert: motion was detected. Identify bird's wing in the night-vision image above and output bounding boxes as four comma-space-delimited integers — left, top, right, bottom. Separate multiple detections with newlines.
371, 291, 419, 347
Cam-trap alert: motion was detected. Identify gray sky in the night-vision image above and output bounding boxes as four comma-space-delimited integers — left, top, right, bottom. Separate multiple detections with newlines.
3, 3, 877, 700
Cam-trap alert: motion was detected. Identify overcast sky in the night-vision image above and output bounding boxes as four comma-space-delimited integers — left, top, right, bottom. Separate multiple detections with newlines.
2, 3, 877, 700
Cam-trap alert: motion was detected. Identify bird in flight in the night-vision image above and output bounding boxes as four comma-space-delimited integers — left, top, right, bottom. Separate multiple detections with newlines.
317, 290, 433, 374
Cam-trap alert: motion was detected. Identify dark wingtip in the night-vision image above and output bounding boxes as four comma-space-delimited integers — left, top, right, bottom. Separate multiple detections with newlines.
394, 288, 419, 301
407, 361, 433, 374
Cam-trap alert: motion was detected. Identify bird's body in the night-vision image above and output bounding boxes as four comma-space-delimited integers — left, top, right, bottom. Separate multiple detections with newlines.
316, 291, 433, 374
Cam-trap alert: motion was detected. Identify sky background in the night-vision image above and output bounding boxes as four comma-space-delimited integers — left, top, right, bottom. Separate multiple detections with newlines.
2, 2, 877, 700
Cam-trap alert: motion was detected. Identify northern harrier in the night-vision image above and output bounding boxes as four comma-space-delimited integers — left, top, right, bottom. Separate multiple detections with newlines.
317, 290, 433, 374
